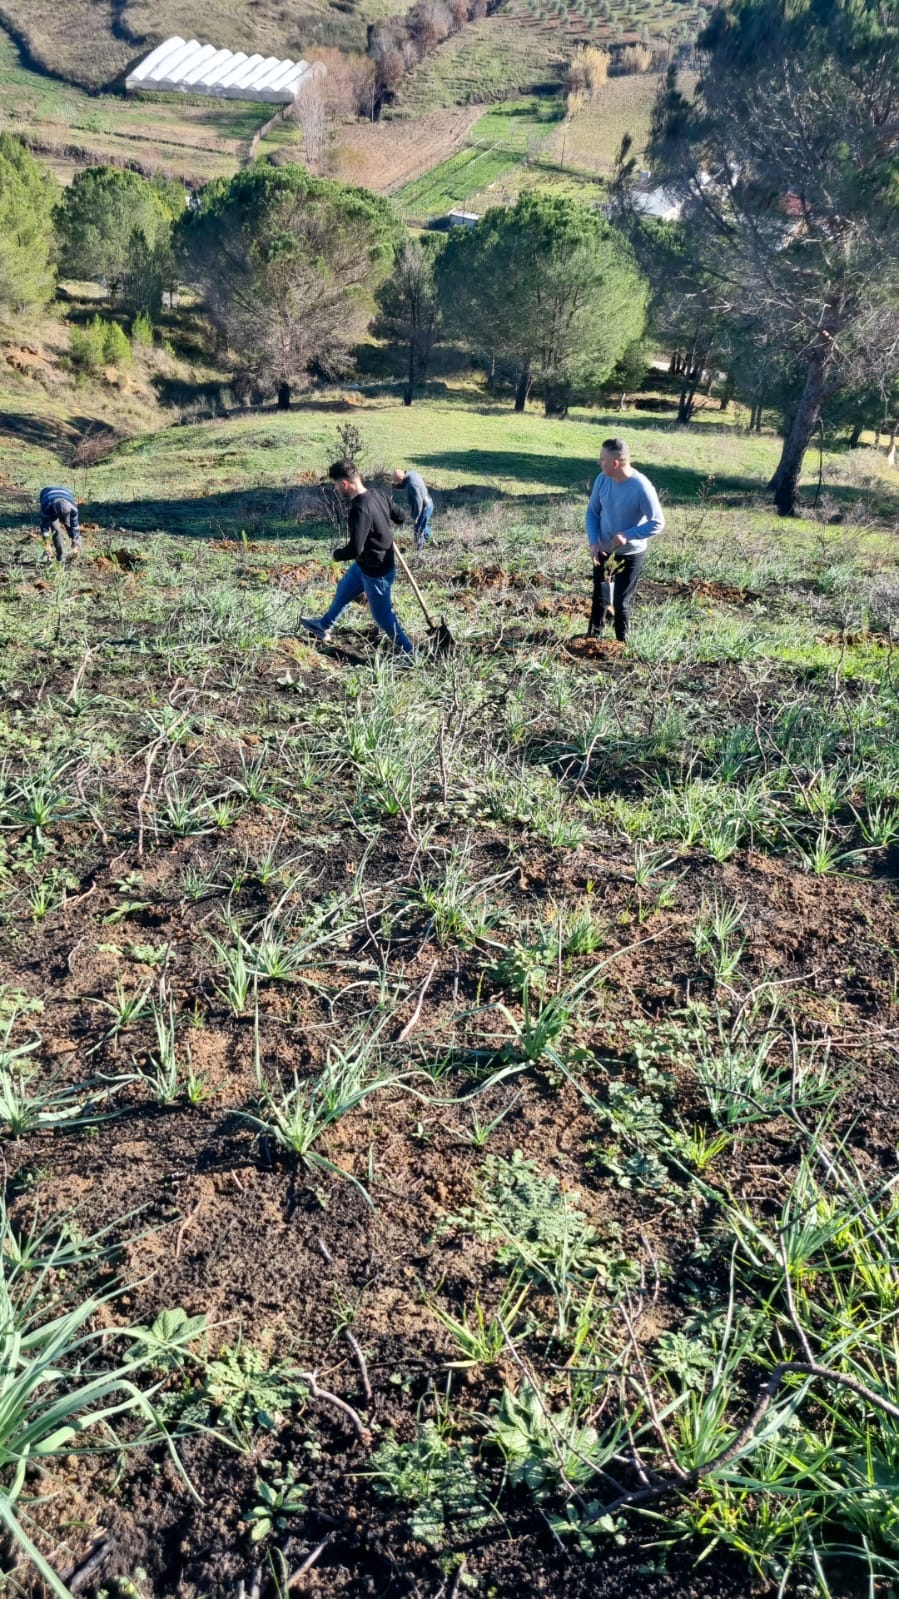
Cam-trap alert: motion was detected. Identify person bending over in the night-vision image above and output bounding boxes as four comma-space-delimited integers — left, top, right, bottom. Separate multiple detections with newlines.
392, 467, 434, 550
300, 460, 414, 655
39, 486, 82, 562
585, 439, 664, 646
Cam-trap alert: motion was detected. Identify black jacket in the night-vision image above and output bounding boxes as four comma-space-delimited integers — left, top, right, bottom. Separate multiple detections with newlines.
333, 487, 405, 577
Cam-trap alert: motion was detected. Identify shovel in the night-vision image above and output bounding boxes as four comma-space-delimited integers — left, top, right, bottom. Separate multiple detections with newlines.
394, 546, 456, 655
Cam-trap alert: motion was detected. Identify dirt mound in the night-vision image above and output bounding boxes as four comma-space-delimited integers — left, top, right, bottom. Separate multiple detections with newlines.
452, 565, 544, 590
564, 635, 627, 659
670, 578, 762, 605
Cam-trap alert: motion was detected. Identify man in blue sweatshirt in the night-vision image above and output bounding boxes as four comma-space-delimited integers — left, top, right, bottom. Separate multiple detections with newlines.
392, 468, 434, 550
39, 486, 82, 562
585, 438, 664, 645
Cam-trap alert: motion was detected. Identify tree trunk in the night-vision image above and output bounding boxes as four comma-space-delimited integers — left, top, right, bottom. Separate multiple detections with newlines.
848, 422, 863, 448
543, 383, 570, 418
887, 419, 898, 469
768, 357, 827, 516
404, 339, 416, 406
277, 382, 291, 411
677, 378, 698, 424
486, 351, 497, 393
514, 358, 532, 413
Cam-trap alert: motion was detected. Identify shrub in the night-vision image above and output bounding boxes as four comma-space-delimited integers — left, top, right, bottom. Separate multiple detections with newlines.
103, 318, 132, 366
69, 315, 132, 373
566, 42, 610, 91
131, 311, 154, 347
619, 43, 653, 73
69, 317, 107, 373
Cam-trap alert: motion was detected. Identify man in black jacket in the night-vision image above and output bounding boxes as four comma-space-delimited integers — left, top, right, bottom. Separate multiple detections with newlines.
300, 460, 414, 654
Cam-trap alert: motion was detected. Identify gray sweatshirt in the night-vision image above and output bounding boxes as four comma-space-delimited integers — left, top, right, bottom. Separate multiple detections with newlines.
585, 469, 664, 555
403, 470, 432, 521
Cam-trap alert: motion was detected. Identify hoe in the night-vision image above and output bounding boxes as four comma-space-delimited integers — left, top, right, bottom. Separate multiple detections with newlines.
395, 546, 456, 655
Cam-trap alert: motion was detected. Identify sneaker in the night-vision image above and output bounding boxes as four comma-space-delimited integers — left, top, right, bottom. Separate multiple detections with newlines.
299, 617, 332, 643
586, 626, 604, 640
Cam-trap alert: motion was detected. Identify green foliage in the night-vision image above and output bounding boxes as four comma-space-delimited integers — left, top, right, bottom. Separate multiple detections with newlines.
441, 1153, 633, 1326
371, 1421, 493, 1549
203, 1344, 307, 1446
437, 191, 646, 413
129, 1307, 208, 1371
57, 165, 180, 298
69, 314, 131, 372
646, 0, 899, 509
131, 311, 154, 346
246, 1462, 309, 1543
178, 163, 400, 402
492, 1382, 600, 1494
374, 232, 444, 396
0, 1204, 202, 1599
0, 133, 57, 320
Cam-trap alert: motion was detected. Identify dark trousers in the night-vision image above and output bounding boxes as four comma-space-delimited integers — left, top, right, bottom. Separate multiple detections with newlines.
590, 550, 646, 641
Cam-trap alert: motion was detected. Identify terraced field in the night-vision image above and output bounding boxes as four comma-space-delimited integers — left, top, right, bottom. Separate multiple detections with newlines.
391, 15, 566, 114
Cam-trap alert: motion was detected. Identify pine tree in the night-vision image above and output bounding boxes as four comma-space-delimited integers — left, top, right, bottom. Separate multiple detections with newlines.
0, 134, 58, 320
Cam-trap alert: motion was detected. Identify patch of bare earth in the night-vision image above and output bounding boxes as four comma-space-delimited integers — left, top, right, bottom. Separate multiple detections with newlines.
329, 105, 483, 193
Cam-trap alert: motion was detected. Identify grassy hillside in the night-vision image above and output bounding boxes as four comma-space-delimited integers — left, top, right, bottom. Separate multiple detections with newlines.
544, 69, 673, 175
390, 14, 567, 113
0, 26, 280, 182
2, 388, 894, 538
1, 392, 898, 1599
0, 0, 418, 88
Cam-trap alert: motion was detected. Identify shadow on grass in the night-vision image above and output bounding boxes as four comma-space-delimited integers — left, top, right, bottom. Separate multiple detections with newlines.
1, 483, 563, 540
0, 410, 94, 454
417, 448, 764, 502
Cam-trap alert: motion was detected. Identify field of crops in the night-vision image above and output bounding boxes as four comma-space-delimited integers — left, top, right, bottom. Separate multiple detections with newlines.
500, 0, 708, 46
1, 389, 899, 1599
394, 96, 565, 217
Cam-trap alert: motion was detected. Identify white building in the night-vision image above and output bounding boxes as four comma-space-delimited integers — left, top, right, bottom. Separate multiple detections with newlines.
126, 37, 316, 102
632, 185, 683, 222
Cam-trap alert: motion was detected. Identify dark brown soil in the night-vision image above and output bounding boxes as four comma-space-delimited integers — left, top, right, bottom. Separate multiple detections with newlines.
2, 550, 897, 1599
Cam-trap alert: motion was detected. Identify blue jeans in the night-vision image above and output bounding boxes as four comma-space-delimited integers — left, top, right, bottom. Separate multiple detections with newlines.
320, 563, 413, 654
414, 504, 433, 549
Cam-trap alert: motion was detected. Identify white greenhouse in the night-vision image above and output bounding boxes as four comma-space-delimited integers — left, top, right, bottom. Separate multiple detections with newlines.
125, 37, 316, 102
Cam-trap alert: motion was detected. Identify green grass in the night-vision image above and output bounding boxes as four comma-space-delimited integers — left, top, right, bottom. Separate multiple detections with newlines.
391, 16, 564, 114
3, 388, 895, 539
396, 145, 522, 218
395, 95, 568, 216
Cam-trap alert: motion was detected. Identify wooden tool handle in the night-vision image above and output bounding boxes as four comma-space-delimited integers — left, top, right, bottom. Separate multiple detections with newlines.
394, 545, 437, 630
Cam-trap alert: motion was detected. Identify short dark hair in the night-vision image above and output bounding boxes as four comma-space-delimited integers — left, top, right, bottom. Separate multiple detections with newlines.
601, 437, 629, 459
328, 458, 357, 481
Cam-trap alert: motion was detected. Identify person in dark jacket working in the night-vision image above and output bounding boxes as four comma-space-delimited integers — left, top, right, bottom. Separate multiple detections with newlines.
392, 467, 433, 549
300, 460, 414, 654
39, 486, 82, 562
